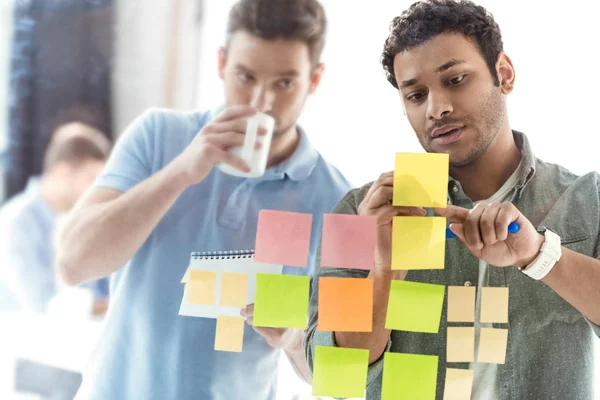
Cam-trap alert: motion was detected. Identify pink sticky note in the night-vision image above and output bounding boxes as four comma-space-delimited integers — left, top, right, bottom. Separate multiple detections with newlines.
255, 210, 312, 268
321, 214, 376, 270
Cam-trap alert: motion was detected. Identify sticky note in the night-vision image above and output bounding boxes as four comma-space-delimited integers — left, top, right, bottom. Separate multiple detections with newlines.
382, 352, 438, 400
255, 210, 312, 268
181, 268, 190, 283
447, 286, 476, 322
480, 287, 509, 323
214, 315, 245, 352
447, 327, 475, 363
188, 270, 217, 305
478, 328, 508, 364
318, 277, 373, 332
393, 152, 449, 208
385, 280, 445, 333
312, 346, 369, 398
443, 368, 474, 400
391, 216, 446, 270
253, 274, 310, 328
219, 272, 249, 308
321, 214, 377, 270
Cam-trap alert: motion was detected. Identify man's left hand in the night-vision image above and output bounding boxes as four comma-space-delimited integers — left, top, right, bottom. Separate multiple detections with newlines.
435, 202, 544, 268
241, 304, 298, 349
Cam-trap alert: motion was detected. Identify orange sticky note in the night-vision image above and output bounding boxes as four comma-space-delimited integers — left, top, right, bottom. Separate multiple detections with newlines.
188, 270, 217, 304
255, 210, 312, 268
447, 327, 475, 363
321, 214, 377, 270
478, 328, 508, 364
318, 277, 373, 332
219, 272, 249, 308
214, 315, 245, 352
480, 287, 509, 323
443, 368, 474, 400
447, 286, 476, 322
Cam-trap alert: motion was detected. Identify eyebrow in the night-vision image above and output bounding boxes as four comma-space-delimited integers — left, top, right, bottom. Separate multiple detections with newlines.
234, 64, 299, 77
399, 59, 467, 89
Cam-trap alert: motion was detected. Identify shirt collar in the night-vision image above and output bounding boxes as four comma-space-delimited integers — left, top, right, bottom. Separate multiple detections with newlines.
448, 130, 536, 196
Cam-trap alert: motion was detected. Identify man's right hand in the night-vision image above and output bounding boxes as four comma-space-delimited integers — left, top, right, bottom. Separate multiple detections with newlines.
357, 171, 427, 276
172, 105, 266, 186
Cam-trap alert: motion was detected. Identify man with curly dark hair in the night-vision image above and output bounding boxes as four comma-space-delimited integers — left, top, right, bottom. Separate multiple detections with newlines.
305, 1, 600, 398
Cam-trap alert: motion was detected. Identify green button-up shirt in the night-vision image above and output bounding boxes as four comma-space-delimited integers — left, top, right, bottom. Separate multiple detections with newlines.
305, 131, 600, 399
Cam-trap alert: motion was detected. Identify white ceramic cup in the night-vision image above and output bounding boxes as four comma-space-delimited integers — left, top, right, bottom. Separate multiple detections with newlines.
219, 112, 275, 178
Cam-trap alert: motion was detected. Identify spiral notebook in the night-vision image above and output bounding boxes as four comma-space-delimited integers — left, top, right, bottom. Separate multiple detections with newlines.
178, 250, 283, 319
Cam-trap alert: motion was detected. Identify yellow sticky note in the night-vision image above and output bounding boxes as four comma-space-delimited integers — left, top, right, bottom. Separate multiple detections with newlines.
480, 287, 509, 323
392, 216, 446, 270
214, 315, 245, 352
253, 274, 310, 329
393, 152, 449, 207
385, 280, 445, 333
447, 327, 475, 363
382, 352, 438, 400
443, 368, 474, 400
312, 346, 369, 398
188, 270, 217, 305
219, 272, 249, 308
478, 328, 508, 364
447, 286, 476, 322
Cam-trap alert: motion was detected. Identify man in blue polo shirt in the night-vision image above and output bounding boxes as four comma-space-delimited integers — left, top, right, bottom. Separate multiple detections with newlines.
58, 0, 350, 399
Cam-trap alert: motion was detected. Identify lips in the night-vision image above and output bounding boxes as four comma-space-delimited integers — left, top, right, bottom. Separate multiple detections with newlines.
431, 124, 465, 138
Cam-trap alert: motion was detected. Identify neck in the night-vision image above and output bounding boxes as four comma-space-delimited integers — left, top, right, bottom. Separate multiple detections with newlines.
40, 175, 71, 213
449, 124, 521, 202
266, 125, 300, 168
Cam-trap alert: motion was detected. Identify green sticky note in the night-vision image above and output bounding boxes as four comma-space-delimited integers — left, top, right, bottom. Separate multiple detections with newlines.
312, 346, 369, 398
385, 280, 445, 333
253, 273, 310, 328
382, 352, 438, 400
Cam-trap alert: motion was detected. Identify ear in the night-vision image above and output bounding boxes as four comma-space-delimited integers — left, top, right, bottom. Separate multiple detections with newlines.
218, 47, 227, 81
308, 63, 325, 94
496, 52, 515, 95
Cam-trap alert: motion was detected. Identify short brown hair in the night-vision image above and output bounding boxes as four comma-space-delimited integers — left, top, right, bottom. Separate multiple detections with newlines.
43, 122, 111, 173
226, 0, 327, 67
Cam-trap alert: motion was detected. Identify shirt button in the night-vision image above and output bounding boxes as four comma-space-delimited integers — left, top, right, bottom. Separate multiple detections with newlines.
464, 281, 472, 287
453, 185, 459, 193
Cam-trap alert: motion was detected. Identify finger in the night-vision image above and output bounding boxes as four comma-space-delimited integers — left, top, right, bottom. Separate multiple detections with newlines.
215, 148, 251, 172
369, 186, 394, 209
496, 202, 518, 242
203, 131, 262, 150
434, 205, 469, 223
364, 172, 394, 202
449, 223, 466, 242
214, 105, 257, 122
464, 204, 485, 249
246, 316, 254, 326
209, 119, 268, 137
480, 202, 502, 245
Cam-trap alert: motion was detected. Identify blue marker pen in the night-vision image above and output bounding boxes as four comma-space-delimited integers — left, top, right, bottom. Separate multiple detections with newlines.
446, 221, 520, 239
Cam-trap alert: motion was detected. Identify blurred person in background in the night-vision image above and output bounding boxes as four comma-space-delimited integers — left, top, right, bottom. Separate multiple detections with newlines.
0, 122, 111, 316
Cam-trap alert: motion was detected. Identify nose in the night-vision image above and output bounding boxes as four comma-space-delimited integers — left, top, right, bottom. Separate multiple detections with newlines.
250, 84, 274, 113
426, 91, 453, 121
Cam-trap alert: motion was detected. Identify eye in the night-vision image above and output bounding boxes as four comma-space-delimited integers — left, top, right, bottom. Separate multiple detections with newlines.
238, 72, 254, 83
449, 74, 467, 85
278, 79, 294, 89
406, 92, 426, 102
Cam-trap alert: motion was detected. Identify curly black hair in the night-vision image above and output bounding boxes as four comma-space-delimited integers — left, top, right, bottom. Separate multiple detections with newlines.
381, 0, 503, 89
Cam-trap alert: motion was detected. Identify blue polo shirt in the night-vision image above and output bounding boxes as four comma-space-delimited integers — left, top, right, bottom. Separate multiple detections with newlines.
77, 108, 351, 400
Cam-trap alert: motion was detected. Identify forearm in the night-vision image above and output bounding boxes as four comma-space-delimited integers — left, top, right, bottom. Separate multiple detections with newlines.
58, 161, 190, 285
334, 270, 405, 364
542, 246, 600, 325
283, 328, 312, 383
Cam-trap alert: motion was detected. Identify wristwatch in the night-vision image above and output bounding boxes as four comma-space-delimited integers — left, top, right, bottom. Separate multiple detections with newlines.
519, 226, 562, 280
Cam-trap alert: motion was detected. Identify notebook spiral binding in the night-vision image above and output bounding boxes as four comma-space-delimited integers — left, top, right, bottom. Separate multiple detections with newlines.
191, 250, 255, 260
